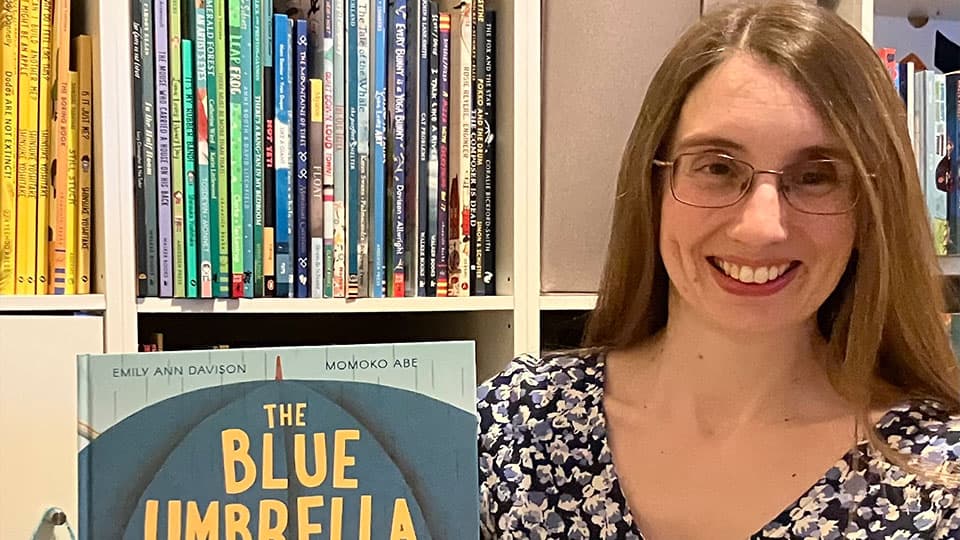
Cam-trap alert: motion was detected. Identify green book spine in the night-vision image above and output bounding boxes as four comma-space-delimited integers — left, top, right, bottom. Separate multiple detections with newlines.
194, 0, 212, 297
182, 39, 198, 298
251, 0, 264, 296
170, 0, 185, 297
215, 0, 231, 297
228, 0, 244, 297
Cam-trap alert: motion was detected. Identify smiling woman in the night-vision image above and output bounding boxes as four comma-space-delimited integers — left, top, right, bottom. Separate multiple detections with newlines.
478, 1, 960, 539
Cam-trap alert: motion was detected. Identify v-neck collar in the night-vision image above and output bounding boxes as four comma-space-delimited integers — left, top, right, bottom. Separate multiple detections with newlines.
591, 350, 899, 539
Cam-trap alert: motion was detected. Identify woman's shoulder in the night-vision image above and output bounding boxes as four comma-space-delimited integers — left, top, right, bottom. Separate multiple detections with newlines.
876, 397, 960, 477
476, 347, 608, 415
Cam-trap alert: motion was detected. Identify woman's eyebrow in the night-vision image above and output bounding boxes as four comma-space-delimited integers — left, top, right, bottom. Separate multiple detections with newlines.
674, 135, 847, 159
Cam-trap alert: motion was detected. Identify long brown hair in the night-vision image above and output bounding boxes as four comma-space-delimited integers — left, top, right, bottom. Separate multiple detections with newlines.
583, 0, 960, 473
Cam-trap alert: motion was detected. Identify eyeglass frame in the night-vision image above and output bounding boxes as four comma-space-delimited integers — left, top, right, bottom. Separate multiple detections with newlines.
651, 151, 864, 216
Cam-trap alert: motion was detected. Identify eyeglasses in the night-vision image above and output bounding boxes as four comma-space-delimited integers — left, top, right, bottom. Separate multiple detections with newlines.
652, 152, 860, 215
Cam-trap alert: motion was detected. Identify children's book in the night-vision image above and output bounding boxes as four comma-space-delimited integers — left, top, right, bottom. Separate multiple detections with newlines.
77, 341, 479, 539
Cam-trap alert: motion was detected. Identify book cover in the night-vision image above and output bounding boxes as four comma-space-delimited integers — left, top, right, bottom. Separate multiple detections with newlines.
77, 341, 480, 539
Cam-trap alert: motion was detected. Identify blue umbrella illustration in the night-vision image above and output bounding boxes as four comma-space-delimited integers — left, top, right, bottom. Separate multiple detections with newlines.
79, 357, 479, 539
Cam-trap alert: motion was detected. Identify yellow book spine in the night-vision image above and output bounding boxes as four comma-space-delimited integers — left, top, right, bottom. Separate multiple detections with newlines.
48, 0, 70, 294
0, 0, 19, 295
66, 69, 77, 294
74, 35, 92, 294
15, 0, 40, 294
34, 0, 53, 294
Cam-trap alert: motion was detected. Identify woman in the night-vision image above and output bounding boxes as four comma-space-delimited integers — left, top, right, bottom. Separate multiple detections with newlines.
478, 1, 960, 538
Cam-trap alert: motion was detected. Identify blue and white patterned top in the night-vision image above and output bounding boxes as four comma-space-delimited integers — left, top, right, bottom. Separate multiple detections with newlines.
477, 350, 960, 539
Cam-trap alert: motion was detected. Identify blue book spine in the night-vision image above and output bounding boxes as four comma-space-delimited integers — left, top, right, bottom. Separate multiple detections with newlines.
371, 0, 387, 298
295, 19, 310, 298
387, 0, 406, 297
154, 0, 173, 297
274, 14, 293, 298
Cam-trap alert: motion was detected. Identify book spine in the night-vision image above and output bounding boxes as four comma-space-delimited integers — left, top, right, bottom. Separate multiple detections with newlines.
131, 0, 148, 296
75, 35, 93, 294
426, 1, 438, 297
481, 11, 494, 295
371, 0, 387, 298
471, 5, 485, 295
263, 0, 275, 296
35, 0, 53, 294
48, 0, 71, 294
213, 0, 230, 297
252, 0, 264, 296
948, 74, 960, 255
274, 14, 292, 298
228, 0, 244, 297
182, 39, 198, 297
387, 0, 406, 297
333, 0, 347, 297
170, 0, 185, 297
437, 12, 449, 297
0, 0, 18, 294
347, 0, 360, 297
403, 0, 424, 297
241, 0, 254, 298
140, 0, 158, 296
15, 0, 41, 294
309, 5, 326, 298
66, 70, 78, 293
930, 74, 948, 255
322, 0, 336, 298
155, 0, 174, 297
295, 19, 310, 298
451, 2, 471, 296
194, 0, 212, 297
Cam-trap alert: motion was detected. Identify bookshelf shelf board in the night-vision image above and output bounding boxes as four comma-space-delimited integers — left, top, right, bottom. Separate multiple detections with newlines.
136, 296, 516, 314
0, 294, 107, 312
539, 294, 598, 311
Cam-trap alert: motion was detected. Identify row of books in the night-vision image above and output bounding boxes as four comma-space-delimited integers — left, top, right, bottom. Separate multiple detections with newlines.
879, 48, 959, 257
132, 0, 497, 300
0, 1, 94, 295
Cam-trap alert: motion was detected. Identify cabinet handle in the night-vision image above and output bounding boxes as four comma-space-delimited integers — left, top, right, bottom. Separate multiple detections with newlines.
31, 508, 76, 540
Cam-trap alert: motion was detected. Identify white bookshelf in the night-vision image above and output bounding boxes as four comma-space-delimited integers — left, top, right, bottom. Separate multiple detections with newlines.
137, 295, 515, 313
0, 294, 107, 312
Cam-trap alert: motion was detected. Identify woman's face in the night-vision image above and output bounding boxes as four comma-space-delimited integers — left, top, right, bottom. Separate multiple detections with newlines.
658, 53, 856, 334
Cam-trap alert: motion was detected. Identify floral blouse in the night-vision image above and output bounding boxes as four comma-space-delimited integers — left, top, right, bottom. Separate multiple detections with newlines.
477, 350, 960, 539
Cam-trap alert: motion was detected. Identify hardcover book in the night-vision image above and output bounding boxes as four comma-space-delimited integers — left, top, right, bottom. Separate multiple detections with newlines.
78, 341, 479, 539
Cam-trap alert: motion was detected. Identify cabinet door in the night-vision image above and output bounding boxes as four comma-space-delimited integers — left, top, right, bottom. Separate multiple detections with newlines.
0, 315, 103, 538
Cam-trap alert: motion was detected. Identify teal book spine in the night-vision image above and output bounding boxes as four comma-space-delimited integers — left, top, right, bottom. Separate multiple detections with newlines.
195, 0, 213, 297
182, 39, 199, 298
214, 0, 231, 297
251, 0, 264, 296
240, 0, 254, 298
170, 0, 185, 297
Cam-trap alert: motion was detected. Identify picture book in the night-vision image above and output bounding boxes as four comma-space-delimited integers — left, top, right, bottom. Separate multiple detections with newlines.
77, 340, 479, 539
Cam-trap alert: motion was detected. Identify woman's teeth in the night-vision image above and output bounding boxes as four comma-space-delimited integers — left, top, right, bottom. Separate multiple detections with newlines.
712, 258, 792, 285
